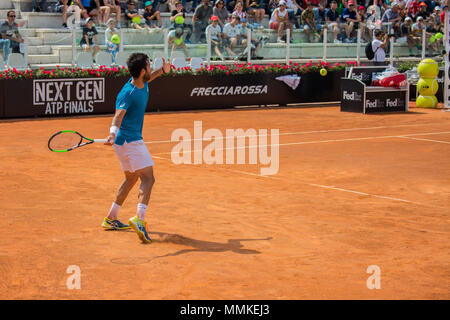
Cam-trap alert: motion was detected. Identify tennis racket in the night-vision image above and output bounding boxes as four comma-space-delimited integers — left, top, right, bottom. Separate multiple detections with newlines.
48, 130, 107, 152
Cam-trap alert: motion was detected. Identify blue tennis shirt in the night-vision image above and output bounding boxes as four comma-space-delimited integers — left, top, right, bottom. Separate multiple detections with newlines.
115, 78, 149, 146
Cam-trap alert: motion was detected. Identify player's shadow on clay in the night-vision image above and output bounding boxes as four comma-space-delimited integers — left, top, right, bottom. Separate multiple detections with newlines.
150, 231, 272, 258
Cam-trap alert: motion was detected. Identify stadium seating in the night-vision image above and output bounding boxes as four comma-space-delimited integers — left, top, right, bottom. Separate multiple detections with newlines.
76, 52, 93, 68
7, 53, 28, 70
0, 54, 5, 71
95, 51, 112, 67
115, 51, 129, 68
190, 57, 203, 71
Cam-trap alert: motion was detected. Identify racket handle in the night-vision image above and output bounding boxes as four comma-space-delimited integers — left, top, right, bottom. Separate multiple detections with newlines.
94, 139, 107, 143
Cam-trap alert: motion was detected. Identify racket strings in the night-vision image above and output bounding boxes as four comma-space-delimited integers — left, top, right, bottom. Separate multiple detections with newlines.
49, 132, 83, 151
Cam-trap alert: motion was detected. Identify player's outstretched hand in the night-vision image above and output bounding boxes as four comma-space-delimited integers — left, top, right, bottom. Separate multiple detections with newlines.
105, 133, 115, 146
162, 58, 171, 74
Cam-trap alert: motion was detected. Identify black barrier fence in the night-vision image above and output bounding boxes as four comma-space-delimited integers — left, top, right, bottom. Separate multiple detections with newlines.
0, 71, 344, 119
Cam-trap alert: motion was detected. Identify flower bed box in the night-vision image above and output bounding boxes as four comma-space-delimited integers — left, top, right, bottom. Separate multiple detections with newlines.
0, 63, 347, 118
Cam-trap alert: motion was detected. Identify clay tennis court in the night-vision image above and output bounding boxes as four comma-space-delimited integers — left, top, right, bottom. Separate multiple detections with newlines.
0, 104, 449, 299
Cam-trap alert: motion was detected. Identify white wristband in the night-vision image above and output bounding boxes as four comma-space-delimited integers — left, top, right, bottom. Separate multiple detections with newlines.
110, 125, 119, 135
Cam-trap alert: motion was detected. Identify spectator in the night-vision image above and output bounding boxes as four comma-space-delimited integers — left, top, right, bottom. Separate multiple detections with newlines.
415, 2, 431, 20
357, 5, 368, 42
269, 0, 291, 43
285, 0, 303, 28
143, 1, 162, 29
103, 1, 122, 28
105, 18, 119, 61
268, 0, 280, 16
170, 1, 193, 43
0, 38, 11, 62
366, 4, 381, 40
428, 6, 442, 32
79, 0, 93, 16
371, 29, 390, 64
32, 0, 47, 12
141, 0, 161, 11
0, 11, 24, 55
409, 0, 421, 17
302, 2, 322, 42
325, 0, 342, 43
246, 0, 265, 28
168, 27, 190, 57
316, 0, 327, 25
192, 0, 214, 43
57, 0, 89, 29
205, 15, 226, 60
91, 0, 112, 26
125, 0, 151, 30
440, 5, 447, 23
232, 1, 247, 20
213, 0, 230, 29
236, 17, 265, 59
412, 15, 439, 53
183, 0, 199, 13
401, 16, 419, 55
341, 0, 358, 42
381, 2, 401, 36
80, 18, 100, 58
222, 14, 242, 58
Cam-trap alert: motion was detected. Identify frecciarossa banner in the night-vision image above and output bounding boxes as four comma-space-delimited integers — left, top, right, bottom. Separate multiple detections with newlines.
0, 71, 344, 118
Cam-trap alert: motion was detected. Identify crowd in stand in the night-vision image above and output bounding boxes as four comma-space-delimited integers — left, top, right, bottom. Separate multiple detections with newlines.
0, 0, 448, 62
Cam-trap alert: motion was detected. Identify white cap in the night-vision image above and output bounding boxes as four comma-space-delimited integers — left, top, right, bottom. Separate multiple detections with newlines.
434, 6, 441, 10
405, 17, 412, 21
417, 16, 424, 20
279, 0, 286, 5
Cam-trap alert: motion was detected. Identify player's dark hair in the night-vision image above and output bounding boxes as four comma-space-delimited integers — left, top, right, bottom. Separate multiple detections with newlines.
7, 10, 15, 17
127, 53, 149, 78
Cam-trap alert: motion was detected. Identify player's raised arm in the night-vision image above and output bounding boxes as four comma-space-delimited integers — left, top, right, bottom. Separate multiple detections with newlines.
148, 58, 171, 83
105, 108, 126, 145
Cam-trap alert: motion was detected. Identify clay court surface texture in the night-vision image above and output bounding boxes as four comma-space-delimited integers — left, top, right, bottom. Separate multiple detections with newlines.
0, 104, 449, 299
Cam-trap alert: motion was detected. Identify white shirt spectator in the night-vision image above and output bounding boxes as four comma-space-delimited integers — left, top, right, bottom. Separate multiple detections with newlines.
223, 22, 240, 38
372, 39, 386, 62
270, 7, 289, 23
205, 24, 221, 41
285, 0, 297, 10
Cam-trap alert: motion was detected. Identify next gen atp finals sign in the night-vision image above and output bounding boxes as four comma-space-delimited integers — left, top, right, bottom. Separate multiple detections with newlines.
33, 78, 105, 115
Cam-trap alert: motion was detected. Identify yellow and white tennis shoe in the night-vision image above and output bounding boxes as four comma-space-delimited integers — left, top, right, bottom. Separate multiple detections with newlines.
101, 217, 131, 230
128, 216, 152, 243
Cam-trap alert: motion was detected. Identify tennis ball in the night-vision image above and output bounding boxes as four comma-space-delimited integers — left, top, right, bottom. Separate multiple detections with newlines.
111, 34, 121, 45
132, 16, 141, 24
435, 32, 443, 40
416, 95, 438, 108
417, 78, 439, 96
174, 16, 185, 25
320, 68, 327, 76
174, 37, 183, 45
429, 35, 436, 43
417, 58, 439, 79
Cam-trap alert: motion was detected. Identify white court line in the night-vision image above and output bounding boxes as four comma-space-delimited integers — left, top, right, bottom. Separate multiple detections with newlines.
144, 123, 435, 144
225, 169, 440, 208
151, 131, 450, 156
152, 155, 168, 160
397, 136, 450, 144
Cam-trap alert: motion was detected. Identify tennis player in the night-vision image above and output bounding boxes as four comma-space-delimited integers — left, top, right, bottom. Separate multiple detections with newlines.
102, 53, 170, 243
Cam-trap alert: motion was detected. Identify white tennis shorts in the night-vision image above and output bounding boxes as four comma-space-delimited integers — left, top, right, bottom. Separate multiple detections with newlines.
112, 140, 154, 173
